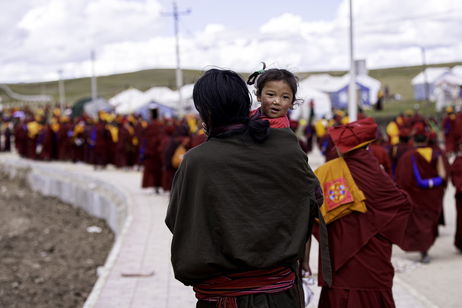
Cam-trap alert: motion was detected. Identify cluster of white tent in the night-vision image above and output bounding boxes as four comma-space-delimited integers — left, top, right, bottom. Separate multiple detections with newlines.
108, 72, 382, 120
412, 66, 462, 111
108, 85, 195, 118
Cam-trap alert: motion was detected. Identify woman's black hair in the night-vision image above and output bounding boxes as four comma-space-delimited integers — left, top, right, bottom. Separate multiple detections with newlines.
193, 69, 269, 142
247, 63, 299, 103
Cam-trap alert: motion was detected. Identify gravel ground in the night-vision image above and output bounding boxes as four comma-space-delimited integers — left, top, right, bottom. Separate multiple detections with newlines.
0, 173, 114, 308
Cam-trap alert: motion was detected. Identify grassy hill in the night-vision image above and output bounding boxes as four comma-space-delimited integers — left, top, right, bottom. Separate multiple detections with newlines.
2, 61, 462, 118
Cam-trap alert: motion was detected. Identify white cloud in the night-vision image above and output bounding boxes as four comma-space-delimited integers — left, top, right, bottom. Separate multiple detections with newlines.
1, 0, 462, 83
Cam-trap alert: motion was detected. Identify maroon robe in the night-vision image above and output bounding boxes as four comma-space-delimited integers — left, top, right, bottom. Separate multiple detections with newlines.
37, 125, 54, 161
316, 149, 413, 308
114, 125, 134, 168
25, 133, 37, 160
71, 126, 86, 163
395, 148, 446, 252
189, 133, 207, 148
442, 115, 457, 154
14, 123, 27, 156
2, 126, 12, 152
141, 121, 163, 189
390, 142, 413, 180
369, 143, 392, 175
90, 122, 111, 167
451, 156, 462, 251
161, 136, 180, 192
56, 123, 72, 161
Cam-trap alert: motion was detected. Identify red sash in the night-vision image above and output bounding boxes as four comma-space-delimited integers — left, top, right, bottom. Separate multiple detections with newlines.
193, 266, 295, 308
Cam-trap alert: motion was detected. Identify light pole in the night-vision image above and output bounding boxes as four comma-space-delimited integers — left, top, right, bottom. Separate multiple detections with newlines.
421, 46, 430, 102
58, 69, 65, 112
91, 50, 97, 103
163, 2, 191, 118
348, 0, 357, 122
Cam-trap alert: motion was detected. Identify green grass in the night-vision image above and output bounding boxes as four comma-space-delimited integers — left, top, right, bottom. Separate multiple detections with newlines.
2, 61, 462, 118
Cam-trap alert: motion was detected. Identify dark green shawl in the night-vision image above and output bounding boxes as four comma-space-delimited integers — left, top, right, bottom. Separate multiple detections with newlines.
166, 128, 322, 285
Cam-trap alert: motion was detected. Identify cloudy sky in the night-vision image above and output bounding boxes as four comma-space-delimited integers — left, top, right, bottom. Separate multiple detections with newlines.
1, 0, 461, 83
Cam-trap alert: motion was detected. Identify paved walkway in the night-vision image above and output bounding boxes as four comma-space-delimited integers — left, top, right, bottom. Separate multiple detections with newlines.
1, 149, 461, 307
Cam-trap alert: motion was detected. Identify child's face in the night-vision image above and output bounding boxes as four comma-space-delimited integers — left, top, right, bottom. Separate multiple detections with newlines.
257, 80, 294, 119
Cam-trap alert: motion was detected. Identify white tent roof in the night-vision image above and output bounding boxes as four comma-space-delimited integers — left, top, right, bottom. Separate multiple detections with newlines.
108, 88, 143, 107
301, 73, 380, 96
434, 73, 462, 86
451, 65, 462, 78
301, 74, 344, 92
292, 81, 331, 119
115, 86, 198, 115
411, 67, 450, 85
116, 86, 177, 114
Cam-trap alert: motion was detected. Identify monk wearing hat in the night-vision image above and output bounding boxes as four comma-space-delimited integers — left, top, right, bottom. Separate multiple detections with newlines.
314, 117, 414, 308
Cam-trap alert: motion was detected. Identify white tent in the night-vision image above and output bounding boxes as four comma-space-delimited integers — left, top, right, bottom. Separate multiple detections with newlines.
108, 88, 143, 110
116, 86, 177, 114
452, 65, 462, 78
180, 84, 197, 114
411, 67, 450, 100
294, 79, 332, 119
301, 74, 343, 93
433, 73, 462, 111
411, 67, 450, 85
300, 73, 381, 109
115, 85, 198, 116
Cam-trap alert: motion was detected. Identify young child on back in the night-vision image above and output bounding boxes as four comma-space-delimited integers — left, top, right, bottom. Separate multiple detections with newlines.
247, 64, 299, 128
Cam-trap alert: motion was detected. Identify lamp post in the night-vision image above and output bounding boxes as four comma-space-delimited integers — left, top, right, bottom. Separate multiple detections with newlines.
348, 0, 357, 122
91, 50, 97, 103
58, 69, 65, 112
163, 2, 191, 118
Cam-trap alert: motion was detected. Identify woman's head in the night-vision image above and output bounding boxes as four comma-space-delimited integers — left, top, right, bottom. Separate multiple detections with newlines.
193, 69, 251, 133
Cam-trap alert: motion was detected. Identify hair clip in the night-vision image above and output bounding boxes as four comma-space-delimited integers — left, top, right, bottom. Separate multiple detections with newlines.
246, 62, 267, 85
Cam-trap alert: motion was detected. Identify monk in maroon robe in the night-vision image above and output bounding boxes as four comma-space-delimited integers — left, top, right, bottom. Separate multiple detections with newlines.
141, 119, 164, 191
13, 121, 26, 156
315, 118, 414, 308
90, 120, 111, 169
37, 124, 54, 161
450, 140, 462, 252
114, 122, 133, 168
389, 128, 413, 179
161, 125, 190, 192
442, 108, 457, 155
395, 130, 447, 262
56, 120, 72, 161
1, 123, 12, 152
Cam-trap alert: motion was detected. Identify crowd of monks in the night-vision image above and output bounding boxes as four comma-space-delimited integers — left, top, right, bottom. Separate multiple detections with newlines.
309, 107, 462, 258
0, 106, 207, 193
0, 104, 461, 255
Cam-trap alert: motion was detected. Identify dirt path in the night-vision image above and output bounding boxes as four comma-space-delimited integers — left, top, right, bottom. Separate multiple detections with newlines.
0, 173, 114, 308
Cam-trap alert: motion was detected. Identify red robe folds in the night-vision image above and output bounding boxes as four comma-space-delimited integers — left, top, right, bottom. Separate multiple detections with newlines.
369, 143, 392, 175
395, 148, 446, 252
316, 149, 413, 308
451, 156, 462, 251
141, 121, 163, 189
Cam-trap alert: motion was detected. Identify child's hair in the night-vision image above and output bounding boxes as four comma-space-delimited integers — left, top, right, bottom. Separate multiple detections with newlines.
247, 63, 299, 103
